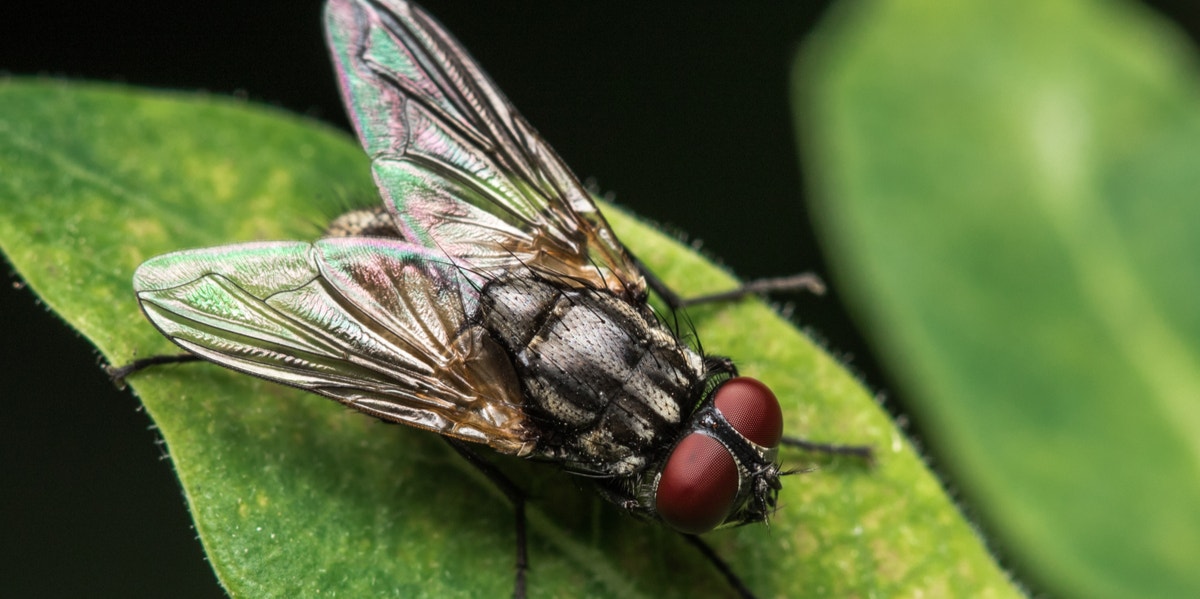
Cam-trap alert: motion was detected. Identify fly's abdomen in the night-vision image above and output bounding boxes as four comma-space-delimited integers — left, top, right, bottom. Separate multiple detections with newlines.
479, 276, 705, 475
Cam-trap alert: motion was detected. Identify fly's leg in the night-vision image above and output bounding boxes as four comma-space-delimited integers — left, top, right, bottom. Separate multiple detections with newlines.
445, 439, 529, 599
672, 274, 826, 308
632, 256, 825, 311
782, 436, 874, 463
634, 258, 874, 463
681, 534, 757, 599
108, 356, 537, 596
105, 353, 204, 387
681, 445, 872, 599
594, 482, 766, 597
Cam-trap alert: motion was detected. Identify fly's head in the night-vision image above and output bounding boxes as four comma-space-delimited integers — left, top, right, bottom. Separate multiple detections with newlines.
640, 361, 787, 535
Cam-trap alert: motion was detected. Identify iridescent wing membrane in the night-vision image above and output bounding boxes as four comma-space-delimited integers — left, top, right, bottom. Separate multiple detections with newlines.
133, 0, 646, 454
135, 239, 534, 454
325, 0, 645, 296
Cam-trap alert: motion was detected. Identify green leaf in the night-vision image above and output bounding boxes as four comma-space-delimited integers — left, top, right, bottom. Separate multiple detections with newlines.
796, 1, 1200, 597
0, 79, 1016, 598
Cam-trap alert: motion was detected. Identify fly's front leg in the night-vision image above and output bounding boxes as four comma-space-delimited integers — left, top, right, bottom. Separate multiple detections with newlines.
673, 273, 826, 308
445, 439, 529, 599
680, 534, 757, 599
105, 353, 203, 388
632, 256, 825, 311
781, 436, 874, 463
632, 257, 875, 463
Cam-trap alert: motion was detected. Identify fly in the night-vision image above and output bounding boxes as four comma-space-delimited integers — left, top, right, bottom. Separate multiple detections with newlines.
111, 1, 872, 597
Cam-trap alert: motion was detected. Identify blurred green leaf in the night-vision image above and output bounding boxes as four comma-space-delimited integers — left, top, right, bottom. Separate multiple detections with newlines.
797, 1, 1200, 597
0, 79, 1016, 597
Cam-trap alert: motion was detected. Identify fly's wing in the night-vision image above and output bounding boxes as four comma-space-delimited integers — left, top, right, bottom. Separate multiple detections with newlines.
133, 237, 536, 455
325, 0, 645, 298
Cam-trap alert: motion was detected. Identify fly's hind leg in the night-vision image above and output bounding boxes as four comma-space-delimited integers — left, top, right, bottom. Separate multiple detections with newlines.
445, 439, 529, 599
105, 353, 204, 388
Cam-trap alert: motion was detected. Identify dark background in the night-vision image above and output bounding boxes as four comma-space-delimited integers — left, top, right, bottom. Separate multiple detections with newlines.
3, 1, 1198, 596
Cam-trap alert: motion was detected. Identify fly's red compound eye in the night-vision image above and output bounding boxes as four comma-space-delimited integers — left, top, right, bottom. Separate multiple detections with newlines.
655, 433, 739, 534
655, 378, 785, 533
713, 377, 783, 448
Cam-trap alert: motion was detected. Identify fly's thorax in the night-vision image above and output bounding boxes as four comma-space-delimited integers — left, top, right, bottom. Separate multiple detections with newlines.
477, 274, 706, 476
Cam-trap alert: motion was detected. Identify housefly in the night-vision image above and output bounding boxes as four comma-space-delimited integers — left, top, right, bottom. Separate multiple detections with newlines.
115, 1, 871, 597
